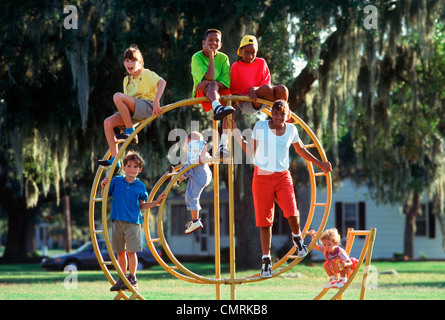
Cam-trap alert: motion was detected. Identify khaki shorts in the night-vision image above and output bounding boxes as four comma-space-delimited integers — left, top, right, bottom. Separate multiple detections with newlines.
111, 220, 143, 253
237, 101, 268, 115
116, 98, 153, 130
132, 98, 154, 121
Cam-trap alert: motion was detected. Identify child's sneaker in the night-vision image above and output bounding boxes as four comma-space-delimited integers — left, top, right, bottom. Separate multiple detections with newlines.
97, 158, 121, 168
115, 132, 139, 144
213, 105, 235, 121
217, 145, 230, 160
332, 279, 346, 289
260, 257, 272, 278
110, 277, 125, 291
185, 219, 203, 234
124, 273, 139, 290
292, 235, 308, 258
322, 277, 339, 289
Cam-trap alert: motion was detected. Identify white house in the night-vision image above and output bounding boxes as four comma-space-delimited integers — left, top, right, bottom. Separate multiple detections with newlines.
311, 178, 445, 260
161, 178, 445, 260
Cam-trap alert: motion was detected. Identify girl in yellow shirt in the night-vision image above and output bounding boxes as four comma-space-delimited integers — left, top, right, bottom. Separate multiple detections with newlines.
98, 44, 166, 167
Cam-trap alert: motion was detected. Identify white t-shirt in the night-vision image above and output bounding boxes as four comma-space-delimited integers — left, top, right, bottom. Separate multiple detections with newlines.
251, 120, 300, 172
187, 140, 207, 164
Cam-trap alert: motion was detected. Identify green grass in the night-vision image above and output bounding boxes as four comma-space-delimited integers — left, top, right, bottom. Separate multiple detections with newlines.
0, 261, 444, 300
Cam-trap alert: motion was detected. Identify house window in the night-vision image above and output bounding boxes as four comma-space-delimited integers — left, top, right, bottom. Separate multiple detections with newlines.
335, 201, 366, 238
344, 203, 358, 231
415, 204, 427, 236
416, 202, 435, 238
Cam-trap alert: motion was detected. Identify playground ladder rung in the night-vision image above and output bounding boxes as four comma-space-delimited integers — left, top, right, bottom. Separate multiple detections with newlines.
93, 230, 104, 234
92, 197, 103, 202
313, 203, 326, 207
303, 143, 316, 149
103, 261, 113, 265
312, 172, 326, 177
287, 255, 301, 260
150, 238, 161, 242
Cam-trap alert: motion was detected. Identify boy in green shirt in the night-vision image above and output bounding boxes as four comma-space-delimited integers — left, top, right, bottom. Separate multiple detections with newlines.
191, 29, 234, 121
191, 29, 234, 158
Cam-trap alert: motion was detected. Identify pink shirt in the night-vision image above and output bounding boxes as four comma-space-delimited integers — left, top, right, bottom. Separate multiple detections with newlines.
230, 58, 271, 95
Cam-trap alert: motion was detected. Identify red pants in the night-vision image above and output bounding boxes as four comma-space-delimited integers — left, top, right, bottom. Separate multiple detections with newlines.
252, 166, 299, 227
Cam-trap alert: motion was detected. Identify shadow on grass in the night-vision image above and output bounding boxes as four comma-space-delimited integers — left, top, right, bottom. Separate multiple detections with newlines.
0, 262, 231, 285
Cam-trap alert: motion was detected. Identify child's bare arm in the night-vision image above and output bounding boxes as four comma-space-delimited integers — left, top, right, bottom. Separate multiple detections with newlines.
140, 192, 166, 210
341, 258, 353, 267
306, 230, 322, 251
293, 140, 332, 173
100, 177, 109, 196
226, 118, 257, 156
152, 78, 167, 117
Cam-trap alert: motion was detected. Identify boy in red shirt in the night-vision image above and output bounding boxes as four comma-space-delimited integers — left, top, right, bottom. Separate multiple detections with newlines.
230, 35, 288, 115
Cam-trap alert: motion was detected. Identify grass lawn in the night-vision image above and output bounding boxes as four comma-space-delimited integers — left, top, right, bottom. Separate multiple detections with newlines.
0, 260, 444, 300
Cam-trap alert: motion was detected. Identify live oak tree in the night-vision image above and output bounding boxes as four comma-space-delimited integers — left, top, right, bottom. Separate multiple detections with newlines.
1, 0, 444, 263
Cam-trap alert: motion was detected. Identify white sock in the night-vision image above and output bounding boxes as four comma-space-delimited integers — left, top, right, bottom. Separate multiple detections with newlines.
212, 100, 221, 110
262, 254, 271, 260
292, 232, 301, 238
220, 133, 228, 147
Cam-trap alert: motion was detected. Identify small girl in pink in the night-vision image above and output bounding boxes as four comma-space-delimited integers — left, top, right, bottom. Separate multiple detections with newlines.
230, 35, 288, 115
308, 228, 358, 289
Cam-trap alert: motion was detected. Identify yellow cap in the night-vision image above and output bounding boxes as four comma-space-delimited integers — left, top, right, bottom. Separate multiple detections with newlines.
237, 35, 258, 56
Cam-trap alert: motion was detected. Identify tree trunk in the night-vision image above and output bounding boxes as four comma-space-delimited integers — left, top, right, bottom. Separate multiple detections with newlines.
63, 194, 72, 253
403, 192, 420, 259
431, 193, 445, 255
2, 203, 38, 262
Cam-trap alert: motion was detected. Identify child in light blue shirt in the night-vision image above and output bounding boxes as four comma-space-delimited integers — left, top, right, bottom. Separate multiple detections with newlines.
177, 131, 212, 234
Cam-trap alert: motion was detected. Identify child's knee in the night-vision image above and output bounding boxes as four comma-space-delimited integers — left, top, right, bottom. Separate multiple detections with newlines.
113, 92, 124, 103
104, 117, 112, 129
206, 81, 219, 93
273, 85, 289, 100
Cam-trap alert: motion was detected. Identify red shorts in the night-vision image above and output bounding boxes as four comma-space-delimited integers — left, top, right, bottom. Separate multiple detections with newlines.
252, 166, 299, 227
195, 88, 232, 112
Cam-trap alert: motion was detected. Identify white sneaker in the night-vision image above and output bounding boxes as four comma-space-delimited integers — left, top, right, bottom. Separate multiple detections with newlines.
323, 277, 339, 289
218, 145, 230, 160
185, 219, 203, 234
332, 279, 346, 289
213, 105, 235, 121
292, 236, 308, 258
260, 257, 272, 278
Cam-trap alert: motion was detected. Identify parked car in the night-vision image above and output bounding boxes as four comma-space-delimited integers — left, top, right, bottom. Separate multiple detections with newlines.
41, 240, 161, 271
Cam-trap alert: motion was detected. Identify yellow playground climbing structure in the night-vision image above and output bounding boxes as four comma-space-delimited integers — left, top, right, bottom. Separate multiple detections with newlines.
88, 95, 376, 300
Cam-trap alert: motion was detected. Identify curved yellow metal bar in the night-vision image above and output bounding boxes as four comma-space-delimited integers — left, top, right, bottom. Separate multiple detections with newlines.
142, 96, 331, 284
89, 150, 145, 300
90, 95, 332, 294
